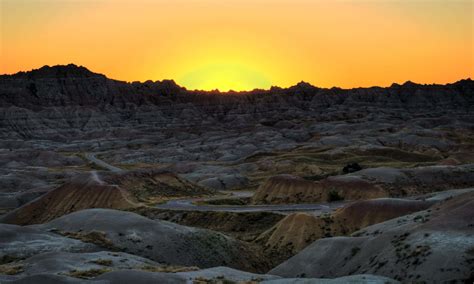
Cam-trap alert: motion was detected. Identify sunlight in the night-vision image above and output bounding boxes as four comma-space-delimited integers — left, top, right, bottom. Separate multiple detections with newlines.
178, 63, 270, 91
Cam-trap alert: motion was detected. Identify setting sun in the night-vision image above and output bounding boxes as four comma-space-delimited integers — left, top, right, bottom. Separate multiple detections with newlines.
179, 63, 270, 91
170, 45, 273, 91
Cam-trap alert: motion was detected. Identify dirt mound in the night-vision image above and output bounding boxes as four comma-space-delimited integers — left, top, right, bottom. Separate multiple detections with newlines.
0, 172, 136, 225
251, 175, 323, 204
106, 170, 213, 204
270, 191, 474, 283
251, 174, 386, 204
321, 176, 387, 200
257, 198, 434, 264
256, 213, 326, 263
333, 198, 433, 232
252, 164, 474, 204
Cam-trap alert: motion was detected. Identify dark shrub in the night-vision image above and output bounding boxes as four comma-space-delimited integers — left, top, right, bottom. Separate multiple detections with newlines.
327, 190, 344, 202
343, 162, 362, 174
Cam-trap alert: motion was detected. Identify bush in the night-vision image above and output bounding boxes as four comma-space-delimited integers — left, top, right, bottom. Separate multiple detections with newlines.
351, 247, 361, 256
327, 190, 344, 202
343, 162, 362, 174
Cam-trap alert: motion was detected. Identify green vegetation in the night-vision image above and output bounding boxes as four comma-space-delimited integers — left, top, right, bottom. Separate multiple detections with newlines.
351, 247, 361, 257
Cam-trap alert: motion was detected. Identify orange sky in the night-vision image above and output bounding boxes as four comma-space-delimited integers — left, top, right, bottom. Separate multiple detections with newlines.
1, 0, 473, 91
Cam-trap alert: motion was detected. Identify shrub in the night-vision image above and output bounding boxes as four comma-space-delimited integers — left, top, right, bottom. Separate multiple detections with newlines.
351, 247, 361, 257
343, 162, 362, 174
327, 190, 344, 202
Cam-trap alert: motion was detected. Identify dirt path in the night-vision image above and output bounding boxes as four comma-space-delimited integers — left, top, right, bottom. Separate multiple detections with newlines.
156, 191, 346, 213
85, 153, 123, 173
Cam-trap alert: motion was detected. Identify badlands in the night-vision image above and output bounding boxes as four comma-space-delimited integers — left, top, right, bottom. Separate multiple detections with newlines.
0, 65, 473, 283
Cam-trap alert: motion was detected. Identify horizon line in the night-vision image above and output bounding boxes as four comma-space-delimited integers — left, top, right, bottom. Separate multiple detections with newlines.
1, 63, 472, 93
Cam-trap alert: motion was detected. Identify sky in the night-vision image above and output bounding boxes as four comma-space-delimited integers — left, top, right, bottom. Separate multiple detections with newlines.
1, 0, 473, 91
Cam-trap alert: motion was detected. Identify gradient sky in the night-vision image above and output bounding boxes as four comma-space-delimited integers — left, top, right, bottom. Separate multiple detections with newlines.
1, 0, 473, 91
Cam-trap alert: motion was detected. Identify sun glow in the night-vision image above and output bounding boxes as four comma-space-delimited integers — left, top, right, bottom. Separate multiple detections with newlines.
168, 46, 275, 91
1, 0, 472, 90
179, 63, 270, 91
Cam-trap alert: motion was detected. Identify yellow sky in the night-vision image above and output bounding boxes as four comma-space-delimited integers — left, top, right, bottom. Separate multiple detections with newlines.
1, 0, 473, 91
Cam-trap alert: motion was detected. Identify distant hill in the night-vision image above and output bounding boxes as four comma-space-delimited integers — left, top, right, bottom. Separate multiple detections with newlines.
0, 64, 473, 140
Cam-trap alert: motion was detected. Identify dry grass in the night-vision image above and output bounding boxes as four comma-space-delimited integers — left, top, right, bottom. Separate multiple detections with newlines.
140, 264, 199, 273
56, 230, 119, 251
67, 268, 111, 279
90, 259, 113, 266
193, 276, 239, 284
193, 277, 261, 284
0, 264, 24, 275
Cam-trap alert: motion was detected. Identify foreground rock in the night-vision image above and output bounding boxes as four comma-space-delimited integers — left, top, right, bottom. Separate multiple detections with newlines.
0, 269, 398, 284
256, 198, 434, 264
0, 224, 98, 262
0, 251, 160, 279
36, 208, 268, 272
261, 274, 399, 284
270, 191, 474, 282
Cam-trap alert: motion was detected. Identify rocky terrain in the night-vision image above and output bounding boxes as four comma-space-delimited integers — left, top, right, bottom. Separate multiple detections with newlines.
270, 191, 474, 283
0, 64, 473, 283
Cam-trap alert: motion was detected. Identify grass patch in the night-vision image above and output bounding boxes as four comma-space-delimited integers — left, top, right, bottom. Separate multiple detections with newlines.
203, 197, 250, 206
68, 268, 111, 279
55, 230, 120, 251
0, 264, 24, 275
140, 265, 199, 273
90, 259, 113, 266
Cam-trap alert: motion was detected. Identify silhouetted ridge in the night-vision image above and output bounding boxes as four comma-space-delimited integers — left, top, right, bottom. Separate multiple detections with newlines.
3, 64, 105, 79
132, 79, 186, 95
2, 64, 473, 93
287, 81, 319, 94
0, 64, 473, 113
